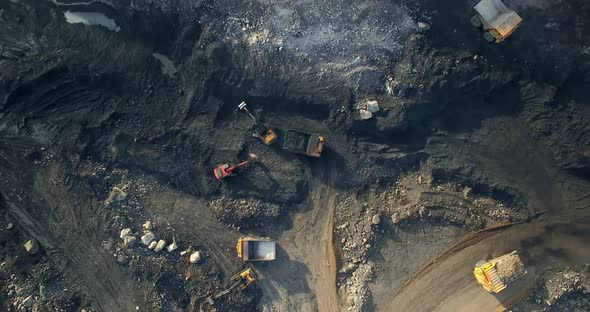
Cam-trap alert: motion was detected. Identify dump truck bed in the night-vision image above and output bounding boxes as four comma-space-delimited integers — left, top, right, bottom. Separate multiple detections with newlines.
283, 130, 310, 154
241, 239, 276, 261
474, 0, 522, 37
493, 251, 526, 284
282, 130, 324, 157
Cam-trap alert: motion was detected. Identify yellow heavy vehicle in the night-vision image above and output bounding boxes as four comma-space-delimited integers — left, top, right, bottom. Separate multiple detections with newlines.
206, 268, 257, 305
473, 250, 526, 293
238, 101, 278, 145
470, 0, 523, 43
236, 237, 276, 262
282, 129, 325, 158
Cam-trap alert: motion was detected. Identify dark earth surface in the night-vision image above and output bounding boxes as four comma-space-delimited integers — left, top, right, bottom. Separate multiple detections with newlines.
1, 0, 589, 311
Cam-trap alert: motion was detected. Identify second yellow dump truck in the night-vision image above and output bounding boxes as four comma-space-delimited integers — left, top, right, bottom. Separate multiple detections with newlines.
473, 250, 526, 293
471, 0, 523, 43
282, 129, 325, 158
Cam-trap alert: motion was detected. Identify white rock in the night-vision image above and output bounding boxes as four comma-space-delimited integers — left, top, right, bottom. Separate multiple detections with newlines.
418, 22, 429, 29
24, 239, 39, 254
123, 236, 136, 248
189, 251, 202, 263
154, 240, 166, 252
167, 242, 178, 252
366, 100, 379, 113
180, 250, 188, 256
141, 232, 155, 245
120, 228, 132, 238
371, 214, 381, 225
359, 109, 373, 120
6, 222, 13, 230
148, 241, 157, 250
142, 221, 152, 230
391, 213, 400, 224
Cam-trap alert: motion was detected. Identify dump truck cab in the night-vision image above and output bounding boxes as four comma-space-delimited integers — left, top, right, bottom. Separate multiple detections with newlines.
473, 250, 526, 293
236, 237, 276, 261
471, 0, 523, 43
282, 129, 325, 158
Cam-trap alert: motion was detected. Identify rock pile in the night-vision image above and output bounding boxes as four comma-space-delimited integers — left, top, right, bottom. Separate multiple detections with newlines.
373, 171, 528, 229
335, 196, 376, 267
117, 220, 203, 266
512, 266, 590, 311
334, 193, 379, 312
210, 196, 281, 228
341, 263, 374, 312
357, 100, 380, 120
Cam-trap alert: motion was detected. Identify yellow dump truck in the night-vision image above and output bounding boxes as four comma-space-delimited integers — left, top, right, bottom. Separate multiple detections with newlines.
470, 0, 523, 43
473, 250, 526, 293
282, 129, 325, 158
236, 237, 276, 261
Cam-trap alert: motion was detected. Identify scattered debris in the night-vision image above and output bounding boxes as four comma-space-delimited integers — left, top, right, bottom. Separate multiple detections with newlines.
342, 263, 374, 311
359, 109, 373, 120
104, 186, 127, 205
24, 239, 39, 255
366, 100, 380, 113
391, 213, 400, 224
154, 240, 166, 252
463, 187, 473, 199
120, 228, 132, 239
190, 251, 202, 264
122, 235, 136, 248
22, 295, 34, 308
167, 242, 178, 252
512, 265, 590, 311
141, 232, 155, 246
371, 214, 381, 225
142, 221, 152, 231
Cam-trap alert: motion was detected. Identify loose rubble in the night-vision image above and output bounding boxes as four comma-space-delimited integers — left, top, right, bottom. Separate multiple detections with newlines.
373, 170, 529, 229
210, 196, 281, 228
512, 265, 590, 312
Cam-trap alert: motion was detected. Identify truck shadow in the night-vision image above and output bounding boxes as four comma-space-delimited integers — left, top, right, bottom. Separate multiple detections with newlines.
252, 244, 313, 297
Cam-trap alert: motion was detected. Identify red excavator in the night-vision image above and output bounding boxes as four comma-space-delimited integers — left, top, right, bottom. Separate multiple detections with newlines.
213, 155, 256, 181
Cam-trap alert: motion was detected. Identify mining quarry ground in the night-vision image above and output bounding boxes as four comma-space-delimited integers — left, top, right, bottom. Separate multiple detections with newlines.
391, 214, 590, 311
1, 0, 590, 311
255, 167, 339, 312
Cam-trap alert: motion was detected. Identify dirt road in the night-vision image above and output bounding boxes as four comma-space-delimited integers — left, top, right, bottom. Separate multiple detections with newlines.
390, 214, 590, 311
257, 167, 339, 311
387, 119, 590, 312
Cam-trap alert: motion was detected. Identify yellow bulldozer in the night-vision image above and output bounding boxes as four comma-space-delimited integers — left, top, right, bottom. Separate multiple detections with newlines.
473, 250, 526, 293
